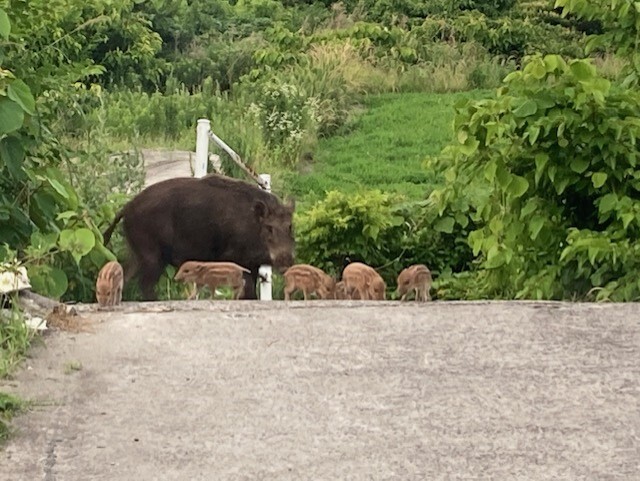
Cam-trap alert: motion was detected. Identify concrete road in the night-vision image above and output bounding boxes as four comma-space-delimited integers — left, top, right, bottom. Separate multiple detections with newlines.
140, 149, 194, 187
0, 301, 638, 480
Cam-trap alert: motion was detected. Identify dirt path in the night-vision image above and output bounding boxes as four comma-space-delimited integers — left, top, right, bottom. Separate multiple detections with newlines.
1, 301, 638, 480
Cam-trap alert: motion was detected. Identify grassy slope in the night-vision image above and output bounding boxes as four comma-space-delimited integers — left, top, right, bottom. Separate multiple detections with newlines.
283, 90, 491, 205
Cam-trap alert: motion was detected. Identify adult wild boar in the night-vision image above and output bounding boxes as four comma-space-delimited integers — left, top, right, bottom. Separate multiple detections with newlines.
102, 174, 295, 300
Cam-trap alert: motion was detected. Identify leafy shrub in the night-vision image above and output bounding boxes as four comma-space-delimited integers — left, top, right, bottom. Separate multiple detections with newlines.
1, 391, 24, 442
294, 190, 474, 292
0, 301, 34, 378
0, 7, 149, 302
429, 54, 640, 301
415, 11, 583, 59
556, 0, 640, 88
295, 190, 405, 278
338, 0, 517, 22
245, 79, 322, 166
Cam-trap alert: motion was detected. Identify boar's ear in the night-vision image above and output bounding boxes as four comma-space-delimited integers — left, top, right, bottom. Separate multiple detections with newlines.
253, 200, 269, 219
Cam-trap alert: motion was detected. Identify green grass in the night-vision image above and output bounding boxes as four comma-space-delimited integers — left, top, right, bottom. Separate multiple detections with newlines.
0, 308, 34, 379
282, 90, 492, 205
1, 305, 36, 443
0, 392, 24, 443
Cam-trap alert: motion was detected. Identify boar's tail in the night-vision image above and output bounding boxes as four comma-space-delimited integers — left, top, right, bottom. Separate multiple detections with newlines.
102, 210, 124, 246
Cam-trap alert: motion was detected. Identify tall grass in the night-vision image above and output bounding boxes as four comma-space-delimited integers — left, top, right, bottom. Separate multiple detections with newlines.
0, 306, 35, 378
0, 304, 33, 442
64, 37, 512, 179
0, 392, 23, 443
593, 53, 628, 81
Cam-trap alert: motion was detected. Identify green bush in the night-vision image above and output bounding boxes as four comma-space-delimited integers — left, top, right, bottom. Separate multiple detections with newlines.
295, 190, 405, 279
294, 190, 474, 293
0, 391, 24, 443
430, 54, 640, 301
0, 305, 34, 378
244, 78, 322, 166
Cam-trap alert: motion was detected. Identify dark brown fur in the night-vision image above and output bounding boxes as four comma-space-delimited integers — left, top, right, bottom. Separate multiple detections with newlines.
103, 175, 295, 300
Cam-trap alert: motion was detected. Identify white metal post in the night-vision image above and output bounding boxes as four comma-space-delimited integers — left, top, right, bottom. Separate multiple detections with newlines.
258, 173, 273, 301
194, 118, 210, 178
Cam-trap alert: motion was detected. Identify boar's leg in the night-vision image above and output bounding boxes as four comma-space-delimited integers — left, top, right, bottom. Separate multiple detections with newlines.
240, 268, 259, 300
137, 252, 166, 301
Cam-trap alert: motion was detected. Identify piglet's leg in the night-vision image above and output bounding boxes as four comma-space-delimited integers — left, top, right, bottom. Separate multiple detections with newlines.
186, 282, 199, 300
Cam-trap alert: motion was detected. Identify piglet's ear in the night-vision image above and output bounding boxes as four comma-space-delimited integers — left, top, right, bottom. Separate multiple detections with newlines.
253, 200, 268, 219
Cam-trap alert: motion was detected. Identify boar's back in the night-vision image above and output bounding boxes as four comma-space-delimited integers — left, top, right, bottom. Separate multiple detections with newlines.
121, 175, 284, 268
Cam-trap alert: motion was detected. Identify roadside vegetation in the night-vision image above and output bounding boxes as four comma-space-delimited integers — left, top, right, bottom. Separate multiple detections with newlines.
0, 306, 33, 442
0, 391, 23, 443
0, 0, 637, 310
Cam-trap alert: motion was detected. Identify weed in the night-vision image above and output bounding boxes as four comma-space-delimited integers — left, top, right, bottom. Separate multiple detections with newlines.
0, 392, 24, 444
0, 305, 36, 379
63, 360, 83, 374
0, 304, 33, 444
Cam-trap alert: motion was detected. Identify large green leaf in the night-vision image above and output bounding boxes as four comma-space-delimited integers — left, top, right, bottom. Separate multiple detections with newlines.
484, 161, 497, 182
496, 164, 512, 189
570, 60, 595, 82
28, 265, 68, 300
520, 200, 537, 219
47, 178, 70, 199
598, 193, 617, 214
0, 99, 24, 135
529, 216, 545, 241
534, 153, 549, 185
592, 172, 607, 188
529, 60, 547, 80
29, 231, 59, 257
458, 138, 479, 156
0, 9, 9, 39
0, 136, 26, 180
59, 228, 96, 264
509, 176, 529, 198
484, 243, 506, 269
434, 216, 455, 234
570, 158, 590, 174
7, 80, 36, 116
543, 55, 565, 73
513, 100, 537, 118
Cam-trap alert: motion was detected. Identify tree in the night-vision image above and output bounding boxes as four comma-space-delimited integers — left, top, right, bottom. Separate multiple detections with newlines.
0, 4, 134, 299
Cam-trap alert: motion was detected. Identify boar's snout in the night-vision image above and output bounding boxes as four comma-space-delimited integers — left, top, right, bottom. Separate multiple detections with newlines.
258, 201, 295, 272
270, 249, 294, 272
